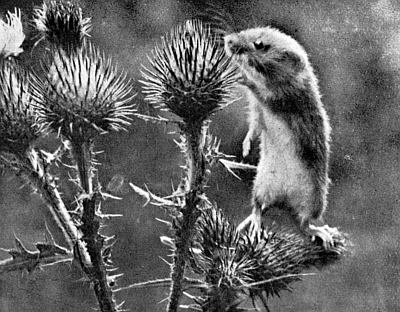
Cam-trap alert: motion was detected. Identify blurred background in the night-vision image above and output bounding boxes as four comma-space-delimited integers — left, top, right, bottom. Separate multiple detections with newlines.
0, 0, 399, 311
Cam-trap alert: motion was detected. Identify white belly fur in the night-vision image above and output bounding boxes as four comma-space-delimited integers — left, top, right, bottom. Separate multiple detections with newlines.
253, 101, 315, 217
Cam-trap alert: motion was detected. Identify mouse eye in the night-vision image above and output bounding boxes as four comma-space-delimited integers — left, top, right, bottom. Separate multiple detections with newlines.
254, 40, 271, 51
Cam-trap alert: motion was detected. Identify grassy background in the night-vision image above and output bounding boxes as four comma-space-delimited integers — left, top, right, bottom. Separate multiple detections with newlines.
0, 0, 399, 311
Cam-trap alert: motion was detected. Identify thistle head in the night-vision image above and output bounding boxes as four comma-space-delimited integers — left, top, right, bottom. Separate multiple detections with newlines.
0, 59, 45, 155
34, 43, 135, 140
142, 19, 237, 123
0, 9, 25, 58
33, 0, 91, 53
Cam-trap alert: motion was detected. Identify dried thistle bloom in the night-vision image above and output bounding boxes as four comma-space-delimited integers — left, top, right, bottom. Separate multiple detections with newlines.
142, 19, 237, 123
188, 209, 347, 311
0, 59, 45, 155
0, 9, 25, 58
33, 0, 91, 52
34, 43, 135, 140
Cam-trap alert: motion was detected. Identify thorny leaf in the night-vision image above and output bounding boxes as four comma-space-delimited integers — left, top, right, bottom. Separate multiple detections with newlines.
0, 232, 72, 274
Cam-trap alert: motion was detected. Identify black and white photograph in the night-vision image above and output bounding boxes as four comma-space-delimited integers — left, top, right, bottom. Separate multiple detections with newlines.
0, 0, 398, 311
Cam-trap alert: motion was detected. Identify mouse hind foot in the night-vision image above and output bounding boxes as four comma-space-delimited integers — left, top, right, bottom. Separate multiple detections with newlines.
236, 208, 262, 239
306, 223, 339, 249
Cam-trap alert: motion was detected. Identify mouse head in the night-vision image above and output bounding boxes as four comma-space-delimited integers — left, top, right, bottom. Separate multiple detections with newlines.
224, 27, 312, 88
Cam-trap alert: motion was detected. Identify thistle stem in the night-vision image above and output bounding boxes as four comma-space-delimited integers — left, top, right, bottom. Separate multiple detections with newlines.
186, 121, 207, 189
70, 138, 117, 312
71, 139, 94, 194
167, 121, 207, 312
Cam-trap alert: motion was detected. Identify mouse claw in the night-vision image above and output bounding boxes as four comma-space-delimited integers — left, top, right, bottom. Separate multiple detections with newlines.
308, 224, 338, 249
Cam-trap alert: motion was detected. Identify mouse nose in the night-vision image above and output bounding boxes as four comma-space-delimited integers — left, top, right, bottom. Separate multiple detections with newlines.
224, 34, 247, 55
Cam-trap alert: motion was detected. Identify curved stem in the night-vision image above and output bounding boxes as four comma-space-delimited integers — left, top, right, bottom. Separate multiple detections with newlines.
0, 148, 92, 269
26, 149, 78, 249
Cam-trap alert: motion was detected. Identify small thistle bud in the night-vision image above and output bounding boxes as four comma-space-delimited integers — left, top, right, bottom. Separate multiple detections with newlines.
0, 9, 25, 58
34, 43, 135, 140
0, 59, 45, 155
141, 19, 237, 123
33, 0, 91, 52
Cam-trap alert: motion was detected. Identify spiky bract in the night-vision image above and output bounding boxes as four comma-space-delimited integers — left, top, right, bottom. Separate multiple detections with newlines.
142, 19, 237, 123
34, 43, 135, 140
0, 59, 45, 155
33, 0, 91, 52
0, 9, 25, 58
189, 209, 347, 310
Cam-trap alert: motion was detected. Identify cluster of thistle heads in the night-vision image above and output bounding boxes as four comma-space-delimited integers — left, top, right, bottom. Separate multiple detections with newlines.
0, 0, 137, 157
0, 1, 237, 159
186, 209, 347, 311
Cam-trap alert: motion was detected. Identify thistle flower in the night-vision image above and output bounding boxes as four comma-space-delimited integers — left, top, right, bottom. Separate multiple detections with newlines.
0, 59, 45, 155
189, 209, 347, 311
33, 0, 91, 52
0, 9, 25, 58
141, 19, 237, 123
34, 43, 135, 140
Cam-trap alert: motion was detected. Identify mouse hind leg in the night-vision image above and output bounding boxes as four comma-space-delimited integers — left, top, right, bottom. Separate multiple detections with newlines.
236, 203, 262, 234
291, 192, 338, 249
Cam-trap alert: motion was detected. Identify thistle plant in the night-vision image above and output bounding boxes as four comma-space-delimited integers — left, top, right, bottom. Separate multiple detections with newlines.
0, 6, 83, 280
31, 18, 135, 312
0, 2, 135, 312
140, 19, 237, 312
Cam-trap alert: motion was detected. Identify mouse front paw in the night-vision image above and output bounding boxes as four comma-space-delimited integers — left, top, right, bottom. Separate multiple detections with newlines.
242, 135, 252, 157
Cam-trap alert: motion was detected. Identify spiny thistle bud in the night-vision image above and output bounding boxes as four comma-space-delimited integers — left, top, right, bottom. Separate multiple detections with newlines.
34, 43, 135, 140
141, 19, 237, 123
0, 59, 45, 155
0, 9, 25, 58
33, 0, 91, 52
189, 209, 347, 311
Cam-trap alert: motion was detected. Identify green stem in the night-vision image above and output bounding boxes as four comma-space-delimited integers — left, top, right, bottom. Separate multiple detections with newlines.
167, 121, 207, 312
